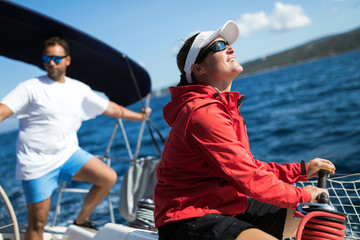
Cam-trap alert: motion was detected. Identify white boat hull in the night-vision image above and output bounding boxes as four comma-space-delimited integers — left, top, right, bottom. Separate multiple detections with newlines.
63, 223, 158, 240
0, 224, 158, 240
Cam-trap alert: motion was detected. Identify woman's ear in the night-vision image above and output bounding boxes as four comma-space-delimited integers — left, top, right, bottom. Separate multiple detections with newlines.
191, 63, 205, 75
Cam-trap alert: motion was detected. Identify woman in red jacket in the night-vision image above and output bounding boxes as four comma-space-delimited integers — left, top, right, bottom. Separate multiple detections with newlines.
154, 20, 336, 240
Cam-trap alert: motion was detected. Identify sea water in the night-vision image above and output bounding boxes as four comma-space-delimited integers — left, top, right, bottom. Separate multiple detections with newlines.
0, 49, 359, 228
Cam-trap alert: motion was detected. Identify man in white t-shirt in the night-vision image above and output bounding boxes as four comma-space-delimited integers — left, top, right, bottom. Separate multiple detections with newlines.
0, 37, 151, 240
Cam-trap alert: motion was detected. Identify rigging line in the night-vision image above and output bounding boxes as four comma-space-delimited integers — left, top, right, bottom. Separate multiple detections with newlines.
122, 54, 146, 108
147, 121, 162, 156
147, 118, 166, 144
123, 54, 166, 150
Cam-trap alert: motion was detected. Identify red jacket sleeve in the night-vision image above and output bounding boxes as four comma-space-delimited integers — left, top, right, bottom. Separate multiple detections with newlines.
189, 103, 311, 208
252, 159, 308, 184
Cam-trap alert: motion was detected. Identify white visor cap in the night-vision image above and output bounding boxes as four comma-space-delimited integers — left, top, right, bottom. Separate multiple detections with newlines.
184, 20, 239, 83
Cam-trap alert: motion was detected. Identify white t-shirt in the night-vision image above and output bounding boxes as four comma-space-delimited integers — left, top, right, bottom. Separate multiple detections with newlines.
1, 76, 109, 180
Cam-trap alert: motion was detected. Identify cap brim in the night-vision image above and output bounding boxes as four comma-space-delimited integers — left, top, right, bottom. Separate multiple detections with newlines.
200, 20, 239, 49
218, 20, 239, 45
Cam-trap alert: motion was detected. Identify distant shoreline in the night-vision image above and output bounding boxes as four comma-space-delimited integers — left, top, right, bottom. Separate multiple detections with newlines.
238, 48, 360, 79
240, 26, 360, 75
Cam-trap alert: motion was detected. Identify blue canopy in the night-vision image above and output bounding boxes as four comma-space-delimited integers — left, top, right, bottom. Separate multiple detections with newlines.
0, 1, 151, 107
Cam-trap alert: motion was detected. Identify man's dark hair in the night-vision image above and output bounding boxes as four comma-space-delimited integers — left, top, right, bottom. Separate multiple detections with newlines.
43, 37, 70, 55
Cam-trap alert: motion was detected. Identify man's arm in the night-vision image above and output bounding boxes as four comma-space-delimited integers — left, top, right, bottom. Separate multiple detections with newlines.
0, 103, 14, 122
103, 101, 151, 121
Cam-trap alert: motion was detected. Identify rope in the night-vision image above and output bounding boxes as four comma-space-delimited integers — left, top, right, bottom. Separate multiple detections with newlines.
122, 54, 166, 156
295, 210, 346, 240
128, 199, 156, 231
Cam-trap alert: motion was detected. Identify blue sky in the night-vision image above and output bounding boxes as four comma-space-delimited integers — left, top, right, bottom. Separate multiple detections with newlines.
0, 0, 359, 98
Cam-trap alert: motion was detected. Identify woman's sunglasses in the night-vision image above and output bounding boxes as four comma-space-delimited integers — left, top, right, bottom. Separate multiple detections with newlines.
42, 55, 67, 64
196, 40, 229, 62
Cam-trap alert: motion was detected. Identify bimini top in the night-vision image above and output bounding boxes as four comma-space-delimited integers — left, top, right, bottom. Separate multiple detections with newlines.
0, 1, 151, 107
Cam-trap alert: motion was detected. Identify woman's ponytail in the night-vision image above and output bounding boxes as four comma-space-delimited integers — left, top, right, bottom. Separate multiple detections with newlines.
177, 72, 190, 86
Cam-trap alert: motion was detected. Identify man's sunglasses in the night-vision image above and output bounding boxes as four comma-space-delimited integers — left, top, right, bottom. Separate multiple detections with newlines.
196, 40, 229, 62
42, 55, 67, 64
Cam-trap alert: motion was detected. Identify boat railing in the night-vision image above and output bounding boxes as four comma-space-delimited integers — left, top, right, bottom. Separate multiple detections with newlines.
0, 185, 20, 240
51, 95, 151, 227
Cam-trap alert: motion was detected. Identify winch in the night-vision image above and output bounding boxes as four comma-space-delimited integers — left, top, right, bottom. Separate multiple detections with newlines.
295, 169, 347, 240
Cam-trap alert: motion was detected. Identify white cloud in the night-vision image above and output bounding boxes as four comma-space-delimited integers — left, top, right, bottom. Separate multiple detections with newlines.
236, 2, 311, 38
237, 11, 269, 38
270, 2, 311, 31
171, 45, 180, 56
138, 61, 147, 69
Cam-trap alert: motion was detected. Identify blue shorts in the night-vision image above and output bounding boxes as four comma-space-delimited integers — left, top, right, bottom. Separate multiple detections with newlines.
22, 149, 94, 203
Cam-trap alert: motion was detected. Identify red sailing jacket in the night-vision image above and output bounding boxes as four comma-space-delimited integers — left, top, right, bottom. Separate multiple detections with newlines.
154, 84, 311, 228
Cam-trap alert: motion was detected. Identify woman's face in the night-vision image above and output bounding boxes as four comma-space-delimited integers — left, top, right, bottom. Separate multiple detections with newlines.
200, 37, 243, 85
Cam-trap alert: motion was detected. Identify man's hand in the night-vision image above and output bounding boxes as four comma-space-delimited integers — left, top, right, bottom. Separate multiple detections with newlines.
140, 107, 152, 120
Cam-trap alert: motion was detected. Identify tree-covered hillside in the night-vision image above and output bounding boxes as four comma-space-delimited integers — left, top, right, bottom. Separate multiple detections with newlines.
241, 27, 360, 75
